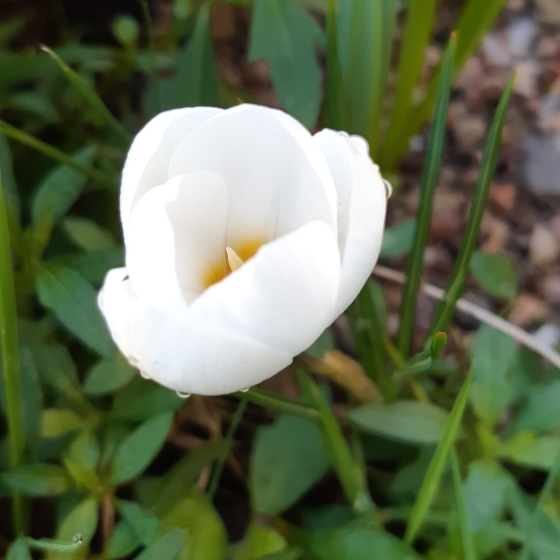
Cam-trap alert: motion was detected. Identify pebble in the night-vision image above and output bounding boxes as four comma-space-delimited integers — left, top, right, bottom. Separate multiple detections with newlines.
529, 223, 560, 266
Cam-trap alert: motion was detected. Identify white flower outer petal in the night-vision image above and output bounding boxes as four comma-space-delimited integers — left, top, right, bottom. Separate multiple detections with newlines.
188, 220, 341, 356
120, 106, 223, 240
167, 104, 338, 249
126, 172, 228, 313
313, 130, 387, 318
98, 268, 293, 395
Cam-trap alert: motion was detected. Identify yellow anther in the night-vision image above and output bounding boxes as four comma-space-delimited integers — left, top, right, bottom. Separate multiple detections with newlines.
226, 246, 245, 272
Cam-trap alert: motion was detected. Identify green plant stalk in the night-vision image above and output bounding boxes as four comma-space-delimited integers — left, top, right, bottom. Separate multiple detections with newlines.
234, 387, 320, 419
404, 367, 473, 544
324, 0, 345, 130
519, 445, 560, 560
0, 121, 117, 189
0, 172, 25, 535
382, 0, 439, 162
26, 535, 83, 552
298, 371, 377, 519
396, 35, 456, 358
380, 0, 507, 170
207, 399, 247, 500
40, 46, 131, 144
428, 74, 515, 340
450, 448, 476, 560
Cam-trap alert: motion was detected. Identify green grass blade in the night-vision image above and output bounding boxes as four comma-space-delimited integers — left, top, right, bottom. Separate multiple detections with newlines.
40, 46, 131, 144
404, 367, 473, 544
382, 0, 439, 158
380, 0, 507, 170
337, 0, 397, 155
234, 387, 320, 420
519, 445, 560, 560
450, 448, 476, 560
323, 0, 345, 130
428, 74, 515, 339
0, 171, 25, 534
396, 34, 456, 358
0, 120, 116, 189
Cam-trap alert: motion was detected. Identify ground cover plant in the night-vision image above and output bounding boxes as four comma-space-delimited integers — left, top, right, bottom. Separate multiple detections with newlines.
0, 0, 560, 559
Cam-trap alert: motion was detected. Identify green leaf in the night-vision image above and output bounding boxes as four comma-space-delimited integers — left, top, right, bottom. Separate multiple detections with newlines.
251, 415, 330, 515
348, 401, 449, 445
0, 132, 20, 214
337, 0, 397, 154
104, 520, 141, 560
514, 380, 560, 434
62, 216, 117, 251
470, 251, 517, 300
2, 464, 71, 496
249, 0, 324, 128
172, 4, 220, 108
111, 378, 184, 421
428, 74, 516, 338
36, 264, 114, 356
46, 497, 98, 560
64, 430, 100, 489
108, 412, 174, 485
404, 367, 473, 543
498, 433, 560, 470
380, 220, 415, 259
470, 324, 517, 428
463, 460, 511, 532
53, 248, 124, 284
324, 0, 345, 129
8, 92, 58, 121
84, 353, 136, 395
307, 526, 420, 560
163, 490, 227, 560
118, 500, 162, 546
6, 538, 32, 560
450, 449, 476, 560
31, 146, 96, 226
41, 409, 83, 438
232, 523, 287, 560
397, 35, 456, 357
134, 529, 185, 560
20, 346, 43, 460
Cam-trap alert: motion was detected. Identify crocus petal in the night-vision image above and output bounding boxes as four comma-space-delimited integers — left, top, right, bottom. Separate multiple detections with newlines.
167, 104, 338, 250
188, 221, 341, 356
98, 269, 292, 395
120, 106, 223, 240
313, 130, 387, 317
126, 172, 229, 313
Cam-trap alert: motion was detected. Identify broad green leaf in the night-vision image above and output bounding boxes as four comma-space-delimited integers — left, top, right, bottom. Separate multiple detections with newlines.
404, 368, 473, 543
172, 4, 219, 108
47, 497, 98, 560
36, 264, 114, 356
31, 146, 96, 226
251, 414, 330, 515
249, 0, 324, 128
118, 500, 162, 546
6, 538, 32, 560
337, 0, 397, 154
8, 92, 58, 121
111, 378, 183, 421
514, 380, 560, 434
380, 220, 415, 258
64, 430, 100, 489
2, 464, 71, 496
84, 353, 136, 395
349, 401, 449, 445
104, 520, 141, 560
498, 432, 560, 471
41, 409, 83, 438
54, 247, 124, 284
108, 412, 174, 485
135, 529, 185, 560
151, 439, 230, 517
470, 251, 517, 300
163, 490, 227, 560
62, 216, 117, 251
470, 324, 517, 428
20, 346, 43, 460
307, 526, 420, 560
232, 524, 287, 560
463, 460, 511, 532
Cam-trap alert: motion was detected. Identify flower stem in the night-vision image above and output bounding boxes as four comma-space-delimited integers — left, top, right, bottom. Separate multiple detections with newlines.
0, 172, 25, 535
234, 387, 320, 419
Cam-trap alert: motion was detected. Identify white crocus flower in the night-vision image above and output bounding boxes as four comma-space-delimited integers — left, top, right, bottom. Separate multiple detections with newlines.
98, 104, 387, 396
